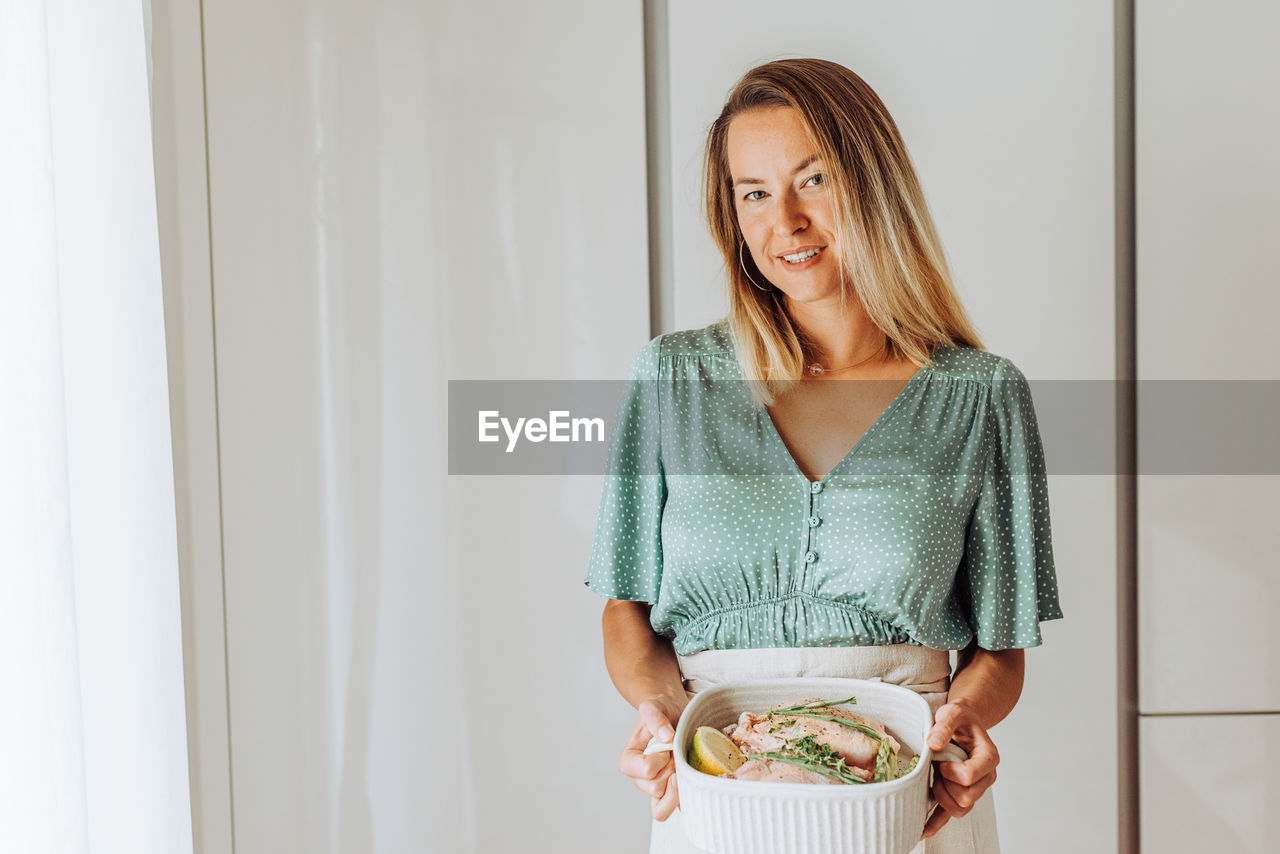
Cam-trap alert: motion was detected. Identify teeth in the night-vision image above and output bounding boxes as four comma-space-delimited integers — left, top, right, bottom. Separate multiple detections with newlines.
783, 248, 820, 263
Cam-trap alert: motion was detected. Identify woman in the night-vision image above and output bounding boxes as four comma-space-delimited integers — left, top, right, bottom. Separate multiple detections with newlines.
584, 58, 1062, 854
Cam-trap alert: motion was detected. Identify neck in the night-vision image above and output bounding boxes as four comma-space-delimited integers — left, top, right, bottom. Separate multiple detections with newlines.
787, 300, 887, 370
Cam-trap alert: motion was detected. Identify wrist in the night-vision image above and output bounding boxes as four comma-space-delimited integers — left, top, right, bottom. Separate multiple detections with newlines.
632, 679, 688, 710
942, 695, 989, 730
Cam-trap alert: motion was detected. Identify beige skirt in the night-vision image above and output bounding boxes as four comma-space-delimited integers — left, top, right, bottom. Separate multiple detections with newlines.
648, 645, 1001, 854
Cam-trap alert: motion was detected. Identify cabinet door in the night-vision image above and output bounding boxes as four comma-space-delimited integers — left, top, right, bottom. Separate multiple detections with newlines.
1141, 715, 1280, 852
199, 2, 650, 852
1136, 0, 1280, 714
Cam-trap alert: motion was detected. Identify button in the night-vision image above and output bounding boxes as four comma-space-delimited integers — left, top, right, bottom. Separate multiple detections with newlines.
809, 515, 821, 528
805, 550, 818, 564
810, 481, 823, 494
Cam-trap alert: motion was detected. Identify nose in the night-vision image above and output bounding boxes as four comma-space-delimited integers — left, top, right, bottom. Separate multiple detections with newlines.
772, 191, 809, 237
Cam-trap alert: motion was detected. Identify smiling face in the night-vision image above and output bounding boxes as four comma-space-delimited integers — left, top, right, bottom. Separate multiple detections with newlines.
727, 106, 843, 306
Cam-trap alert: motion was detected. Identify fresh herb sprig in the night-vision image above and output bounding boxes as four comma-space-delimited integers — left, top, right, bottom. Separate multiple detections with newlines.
766, 711, 884, 742
746, 734, 869, 785
767, 695, 858, 715
872, 734, 899, 783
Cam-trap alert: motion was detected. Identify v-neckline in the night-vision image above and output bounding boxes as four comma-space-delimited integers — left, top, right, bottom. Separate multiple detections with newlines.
760, 364, 930, 485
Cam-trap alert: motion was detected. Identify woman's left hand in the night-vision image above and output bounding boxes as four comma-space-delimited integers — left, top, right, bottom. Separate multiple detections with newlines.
921, 701, 999, 840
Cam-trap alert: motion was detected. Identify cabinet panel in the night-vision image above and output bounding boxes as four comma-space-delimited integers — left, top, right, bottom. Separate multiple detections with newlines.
1136, 0, 1280, 713
1141, 715, 1280, 853
1135, 0, 1280, 383
1138, 478, 1280, 713
201, 1, 650, 852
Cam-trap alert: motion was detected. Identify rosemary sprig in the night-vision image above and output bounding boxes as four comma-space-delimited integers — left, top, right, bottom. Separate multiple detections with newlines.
747, 752, 865, 785
767, 712, 884, 742
767, 695, 858, 715
746, 734, 868, 785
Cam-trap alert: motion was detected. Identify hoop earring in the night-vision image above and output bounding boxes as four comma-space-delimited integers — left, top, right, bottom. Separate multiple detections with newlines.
739, 241, 773, 292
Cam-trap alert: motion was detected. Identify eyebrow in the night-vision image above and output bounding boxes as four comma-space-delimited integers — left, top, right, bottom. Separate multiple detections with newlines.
733, 154, 822, 187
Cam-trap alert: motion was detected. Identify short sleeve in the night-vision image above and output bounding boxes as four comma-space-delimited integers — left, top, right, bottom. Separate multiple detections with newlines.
583, 335, 665, 603
959, 358, 1064, 649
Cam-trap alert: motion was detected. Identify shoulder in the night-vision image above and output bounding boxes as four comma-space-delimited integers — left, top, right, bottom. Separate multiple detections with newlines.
929, 345, 1040, 435
926, 344, 1029, 390
623, 319, 734, 380
652, 318, 735, 359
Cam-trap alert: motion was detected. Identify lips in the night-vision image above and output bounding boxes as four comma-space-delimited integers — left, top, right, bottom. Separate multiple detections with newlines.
778, 245, 824, 257
778, 246, 825, 265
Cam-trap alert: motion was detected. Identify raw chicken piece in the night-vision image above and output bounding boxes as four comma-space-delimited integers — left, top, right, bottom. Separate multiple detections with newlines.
729, 758, 856, 785
726, 698, 899, 776
724, 711, 787, 754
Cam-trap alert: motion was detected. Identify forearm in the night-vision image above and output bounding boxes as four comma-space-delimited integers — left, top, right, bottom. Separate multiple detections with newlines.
602, 599, 685, 709
946, 641, 1025, 730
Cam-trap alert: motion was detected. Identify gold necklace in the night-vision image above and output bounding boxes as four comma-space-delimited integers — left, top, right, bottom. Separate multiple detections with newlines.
806, 340, 886, 376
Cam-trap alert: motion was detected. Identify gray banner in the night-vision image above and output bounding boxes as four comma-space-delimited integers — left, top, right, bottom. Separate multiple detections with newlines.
447, 380, 1279, 475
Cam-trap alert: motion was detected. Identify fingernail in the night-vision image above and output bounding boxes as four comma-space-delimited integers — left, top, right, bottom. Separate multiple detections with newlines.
660, 727, 674, 741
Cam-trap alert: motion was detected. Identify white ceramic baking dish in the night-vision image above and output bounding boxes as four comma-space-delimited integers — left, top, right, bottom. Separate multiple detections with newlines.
671, 676, 960, 854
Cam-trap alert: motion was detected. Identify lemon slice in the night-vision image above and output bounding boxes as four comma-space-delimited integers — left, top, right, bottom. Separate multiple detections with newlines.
687, 726, 747, 776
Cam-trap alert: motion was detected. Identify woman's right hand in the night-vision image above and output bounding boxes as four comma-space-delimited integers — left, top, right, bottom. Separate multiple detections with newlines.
618, 693, 688, 821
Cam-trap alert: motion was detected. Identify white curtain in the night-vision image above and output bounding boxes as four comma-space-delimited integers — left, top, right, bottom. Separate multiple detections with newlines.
0, 2, 194, 853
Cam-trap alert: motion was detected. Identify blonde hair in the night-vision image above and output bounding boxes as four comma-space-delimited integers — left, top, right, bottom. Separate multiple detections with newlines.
702, 57, 985, 406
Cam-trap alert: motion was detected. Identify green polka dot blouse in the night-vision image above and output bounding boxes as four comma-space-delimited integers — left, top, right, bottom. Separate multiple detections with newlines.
584, 319, 1063, 655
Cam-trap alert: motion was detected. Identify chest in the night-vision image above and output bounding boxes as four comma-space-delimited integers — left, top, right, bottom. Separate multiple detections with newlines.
765, 370, 916, 482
